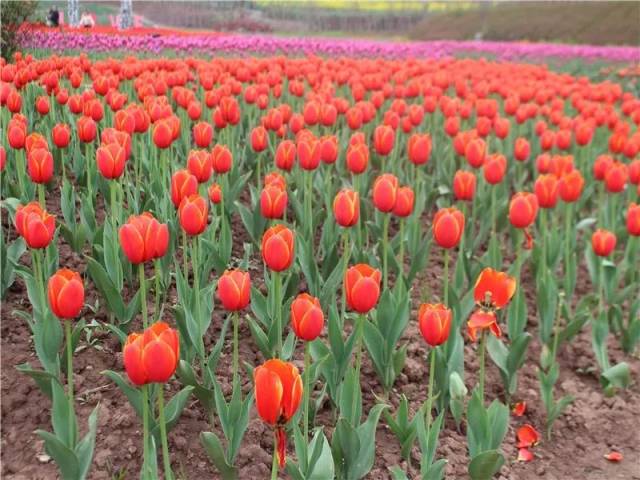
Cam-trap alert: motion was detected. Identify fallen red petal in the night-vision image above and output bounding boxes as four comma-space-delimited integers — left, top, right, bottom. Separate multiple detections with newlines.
518, 448, 534, 462
516, 424, 540, 448
604, 452, 623, 462
513, 401, 527, 417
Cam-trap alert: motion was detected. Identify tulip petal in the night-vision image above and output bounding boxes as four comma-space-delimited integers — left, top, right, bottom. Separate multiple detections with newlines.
254, 365, 283, 425
142, 340, 177, 383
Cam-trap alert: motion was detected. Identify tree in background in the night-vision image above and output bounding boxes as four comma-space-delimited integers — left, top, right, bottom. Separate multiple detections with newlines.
1, 1, 39, 59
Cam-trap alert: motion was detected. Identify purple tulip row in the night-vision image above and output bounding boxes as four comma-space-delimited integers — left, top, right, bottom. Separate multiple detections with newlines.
18, 29, 639, 63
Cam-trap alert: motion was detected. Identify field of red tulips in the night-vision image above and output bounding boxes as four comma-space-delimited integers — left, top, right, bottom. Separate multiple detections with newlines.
1, 51, 639, 480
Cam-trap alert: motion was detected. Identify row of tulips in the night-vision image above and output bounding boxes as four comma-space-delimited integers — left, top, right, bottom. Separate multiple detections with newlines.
1, 50, 639, 479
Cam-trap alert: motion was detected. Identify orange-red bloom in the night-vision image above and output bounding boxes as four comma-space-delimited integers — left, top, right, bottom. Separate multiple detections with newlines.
123, 322, 179, 386
433, 207, 465, 249
48, 269, 84, 320
627, 203, 640, 236
171, 169, 198, 208
275, 140, 296, 171
344, 264, 381, 314
467, 310, 501, 342
260, 184, 288, 219
15, 202, 55, 249
372, 173, 399, 212
346, 142, 369, 174
152, 119, 173, 149
393, 186, 414, 217
250, 126, 268, 153
483, 154, 507, 184
534, 175, 559, 209
453, 170, 476, 201
373, 125, 395, 156
474, 268, 516, 310
333, 189, 360, 227
509, 192, 539, 229
262, 225, 295, 271
193, 121, 213, 148
119, 212, 169, 264
217, 269, 251, 311
418, 303, 452, 347
179, 194, 208, 236
27, 148, 54, 184
208, 182, 222, 204
514, 137, 530, 162
96, 142, 127, 179
290, 293, 324, 341
592, 229, 616, 257
187, 149, 213, 184
211, 144, 232, 174
558, 170, 584, 203
52, 123, 71, 149
407, 133, 431, 165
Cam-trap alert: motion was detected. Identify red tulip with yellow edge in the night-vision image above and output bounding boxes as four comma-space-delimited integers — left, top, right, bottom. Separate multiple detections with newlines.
453, 170, 476, 202
179, 194, 209, 236
333, 189, 359, 228
15, 202, 55, 249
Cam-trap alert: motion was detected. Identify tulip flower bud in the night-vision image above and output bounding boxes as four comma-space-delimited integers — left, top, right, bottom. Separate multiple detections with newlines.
15, 202, 56, 249
407, 133, 432, 165
8, 121, 26, 149
290, 293, 324, 341
96, 142, 127, 179
319, 135, 338, 164
6, 89, 22, 112
275, 140, 296, 171
418, 303, 452, 347
297, 138, 321, 171
187, 149, 213, 184
444, 116, 460, 137
453, 170, 476, 201
514, 137, 530, 162
433, 207, 465, 249
393, 186, 414, 217
52, 123, 71, 149
628, 159, 640, 185
627, 203, 640, 236
533, 174, 559, 209
153, 119, 173, 149
333, 189, 360, 227
373, 125, 395, 156
171, 169, 198, 208
250, 126, 269, 153
36, 95, 50, 115
217, 269, 251, 311
344, 264, 381, 313
193, 121, 213, 148
483, 154, 507, 184
27, 148, 54, 184
592, 229, 616, 257
262, 224, 295, 272
558, 170, 584, 203
372, 173, 399, 212
208, 182, 222, 204
48, 269, 84, 319
604, 162, 628, 193
119, 213, 170, 264
77, 116, 97, 143
0, 146, 5, 171
179, 194, 208, 236
260, 184, 288, 219
265, 171, 286, 190
509, 192, 539, 229
346, 143, 369, 174
123, 322, 179, 385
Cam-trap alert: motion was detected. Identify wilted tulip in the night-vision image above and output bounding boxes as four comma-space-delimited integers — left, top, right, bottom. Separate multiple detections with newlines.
467, 310, 501, 342
474, 268, 516, 310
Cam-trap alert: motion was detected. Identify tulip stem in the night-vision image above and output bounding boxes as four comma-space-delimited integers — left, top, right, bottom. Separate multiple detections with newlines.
479, 330, 487, 404
352, 313, 366, 425
38, 184, 45, 209
64, 319, 75, 447
540, 208, 547, 273
340, 230, 351, 326
110, 180, 117, 227
382, 214, 390, 291
154, 260, 162, 322
271, 433, 279, 480
303, 341, 311, 443
16, 149, 26, 200
564, 202, 573, 299
232, 312, 239, 387
141, 385, 150, 478
139, 264, 148, 328
491, 185, 496, 238
305, 170, 313, 250
443, 249, 449, 305
273, 271, 282, 357
398, 219, 405, 279
157, 385, 173, 480
425, 347, 436, 435
182, 230, 188, 281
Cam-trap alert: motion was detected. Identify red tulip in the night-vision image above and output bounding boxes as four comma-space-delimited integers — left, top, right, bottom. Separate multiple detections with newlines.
7, 121, 26, 149
373, 125, 395, 156
514, 137, 530, 162
372, 173, 399, 212
171, 170, 198, 208
211, 144, 233, 174
467, 310, 501, 342
453, 170, 476, 201
254, 359, 303, 468
262, 224, 295, 271
193, 121, 213, 148
627, 203, 640, 236
534, 175, 559, 209
509, 192, 539, 229
593, 155, 613, 181
251, 126, 268, 153
123, 322, 179, 385
319, 135, 338, 164
465, 138, 486, 168
290, 293, 324, 341
27, 148, 54, 184
260, 184, 288, 219
346, 143, 369, 174
297, 138, 321, 170
187, 149, 213, 184
119, 213, 170, 264
52, 123, 71, 149
35, 96, 50, 115
333, 189, 360, 227
393, 186, 414, 217
0, 146, 5, 171
344, 264, 381, 314
483, 154, 507, 184
152, 119, 173, 149
558, 170, 584, 203
96, 142, 127, 179
77, 116, 97, 143
15, 202, 56, 249
474, 268, 516, 310
179, 194, 208, 236
217, 269, 251, 311
48, 269, 84, 319
604, 162, 628, 193
433, 207, 465, 249
265, 171, 286, 190
418, 303, 452, 347
208, 182, 222, 204
592, 229, 616, 257
407, 133, 432, 165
